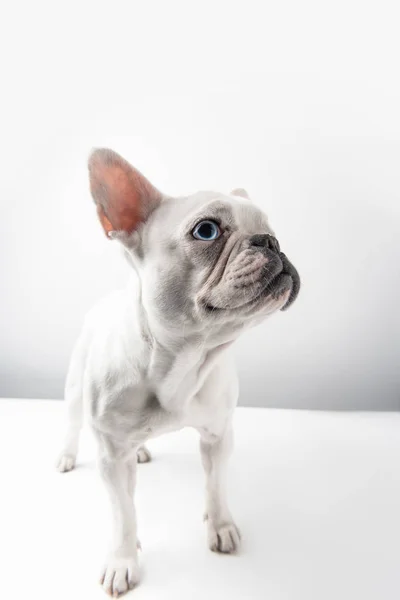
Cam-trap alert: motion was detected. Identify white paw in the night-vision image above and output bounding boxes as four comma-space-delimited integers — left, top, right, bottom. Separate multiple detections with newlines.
206, 519, 241, 554
100, 555, 140, 597
136, 446, 151, 464
56, 453, 76, 472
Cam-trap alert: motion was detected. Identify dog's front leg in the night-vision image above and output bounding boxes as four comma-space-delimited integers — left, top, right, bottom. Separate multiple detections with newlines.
97, 437, 140, 597
200, 424, 241, 554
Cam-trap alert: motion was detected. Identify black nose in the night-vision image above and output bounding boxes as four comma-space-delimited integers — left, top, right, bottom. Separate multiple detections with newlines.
249, 234, 280, 253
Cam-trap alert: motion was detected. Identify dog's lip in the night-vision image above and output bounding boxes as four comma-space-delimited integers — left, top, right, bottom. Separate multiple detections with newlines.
278, 254, 301, 311
201, 272, 293, 314
203, 302, 223, 312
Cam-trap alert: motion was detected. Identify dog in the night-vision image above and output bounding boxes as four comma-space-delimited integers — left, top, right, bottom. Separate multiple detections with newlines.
56, 148, 300, 596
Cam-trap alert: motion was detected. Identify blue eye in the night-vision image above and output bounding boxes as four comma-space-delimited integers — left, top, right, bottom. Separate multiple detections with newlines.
192, 220, 221, 241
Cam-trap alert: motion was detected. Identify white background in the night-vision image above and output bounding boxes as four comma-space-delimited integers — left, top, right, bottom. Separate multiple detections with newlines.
1, 0, 399, 408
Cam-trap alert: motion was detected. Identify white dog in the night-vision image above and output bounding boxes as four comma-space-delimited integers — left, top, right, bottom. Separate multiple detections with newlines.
57, 148, 300, 596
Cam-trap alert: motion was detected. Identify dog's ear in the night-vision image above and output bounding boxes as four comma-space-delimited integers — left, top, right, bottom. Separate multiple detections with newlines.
88, 148, 162, 237
230, 188, 250, 199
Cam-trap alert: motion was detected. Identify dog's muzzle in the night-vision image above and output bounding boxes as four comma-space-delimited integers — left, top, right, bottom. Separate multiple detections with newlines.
248, 234, 301, 310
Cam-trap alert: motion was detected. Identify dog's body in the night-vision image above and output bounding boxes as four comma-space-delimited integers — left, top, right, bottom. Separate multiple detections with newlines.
57, 149, 300, 596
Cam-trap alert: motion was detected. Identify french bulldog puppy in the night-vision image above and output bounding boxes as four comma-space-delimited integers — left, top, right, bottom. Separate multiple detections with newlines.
57, 149, 300, 596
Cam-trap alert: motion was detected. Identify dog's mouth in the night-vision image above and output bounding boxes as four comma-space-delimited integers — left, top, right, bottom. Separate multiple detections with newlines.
203, 272, 296, 315
201, 253, 300, 316
278, 253, 301, 311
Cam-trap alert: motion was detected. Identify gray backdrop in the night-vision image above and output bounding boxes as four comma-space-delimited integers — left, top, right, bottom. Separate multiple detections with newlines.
1, 5, 400, 409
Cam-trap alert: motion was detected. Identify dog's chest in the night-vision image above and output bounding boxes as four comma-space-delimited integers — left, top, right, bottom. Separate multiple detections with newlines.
92, 340, 231, 446
91, 347, 216, 443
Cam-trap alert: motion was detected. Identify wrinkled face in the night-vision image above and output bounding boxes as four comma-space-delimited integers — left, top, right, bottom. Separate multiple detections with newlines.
88, 148, 300, 343
137, 191, 300, 334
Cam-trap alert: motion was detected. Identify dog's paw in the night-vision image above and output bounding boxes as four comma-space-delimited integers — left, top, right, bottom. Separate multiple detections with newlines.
56, 453, 76, 473
206, 519, 241, 554
100, 555, 140, 597
136, 445, 151, 464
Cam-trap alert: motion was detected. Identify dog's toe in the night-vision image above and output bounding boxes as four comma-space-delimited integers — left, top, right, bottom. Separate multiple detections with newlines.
137, 446, 151, 463
56, 453, 76, 472
207, 520, 241, 554
101, 556, 140, 597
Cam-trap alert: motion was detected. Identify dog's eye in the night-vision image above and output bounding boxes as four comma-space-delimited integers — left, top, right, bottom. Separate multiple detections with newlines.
192, 220, 221, 241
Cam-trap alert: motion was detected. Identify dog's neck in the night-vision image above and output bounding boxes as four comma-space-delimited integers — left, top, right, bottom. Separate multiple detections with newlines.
125, 273, 235, 412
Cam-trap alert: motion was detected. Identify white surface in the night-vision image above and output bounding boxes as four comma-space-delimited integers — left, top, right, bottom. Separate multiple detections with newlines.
1, 1, 400, 408
1, 399, 399, 600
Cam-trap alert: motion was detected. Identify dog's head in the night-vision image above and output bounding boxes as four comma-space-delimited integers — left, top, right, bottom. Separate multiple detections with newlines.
89, 148, 300, 341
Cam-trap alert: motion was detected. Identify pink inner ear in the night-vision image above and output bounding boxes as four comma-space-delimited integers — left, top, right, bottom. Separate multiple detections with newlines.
97, 205, 117, 236
89, 149, 158, 235
95, 164, 142, 232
